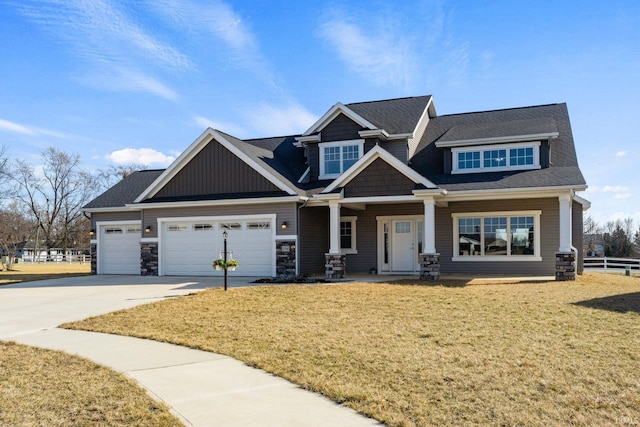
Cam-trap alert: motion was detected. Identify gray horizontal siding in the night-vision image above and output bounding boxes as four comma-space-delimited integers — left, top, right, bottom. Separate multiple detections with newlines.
380, 140, 408, 163
91, 211, 141, 229
343, 204, 423, 273
572, 200, 584, 274
298, 207, 329, 274
141, 202, 297, 238
438, 198, 559, 276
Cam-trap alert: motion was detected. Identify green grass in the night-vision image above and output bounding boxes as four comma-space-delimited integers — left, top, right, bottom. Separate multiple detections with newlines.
0, 342, 182, 426
65, 273, 640, 426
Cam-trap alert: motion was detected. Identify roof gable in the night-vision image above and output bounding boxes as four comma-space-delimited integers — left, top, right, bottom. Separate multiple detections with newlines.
302, 102, 378, 137
134, 129, 297, 203
322, 145, 438, 194
343, 158, 418, 197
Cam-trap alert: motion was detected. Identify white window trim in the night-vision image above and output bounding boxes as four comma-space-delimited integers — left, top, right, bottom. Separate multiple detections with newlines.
452, 210, 542, 262
319, 139, 365, 179
340, 216, 358, 254
452, 141, 541, 174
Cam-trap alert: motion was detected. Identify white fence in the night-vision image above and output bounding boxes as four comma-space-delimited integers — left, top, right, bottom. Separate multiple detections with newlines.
584, 257, 640, 272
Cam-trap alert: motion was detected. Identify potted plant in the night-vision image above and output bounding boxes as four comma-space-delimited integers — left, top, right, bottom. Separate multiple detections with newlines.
212, 258, 239, 271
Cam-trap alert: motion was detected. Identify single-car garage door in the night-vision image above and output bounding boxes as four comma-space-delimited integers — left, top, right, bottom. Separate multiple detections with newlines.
100, 224, 141, 274
162, 219, 274, 276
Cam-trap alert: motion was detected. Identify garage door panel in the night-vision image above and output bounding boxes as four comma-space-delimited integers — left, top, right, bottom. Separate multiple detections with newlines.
163, 220, 274, 276
101, 225, 140, 274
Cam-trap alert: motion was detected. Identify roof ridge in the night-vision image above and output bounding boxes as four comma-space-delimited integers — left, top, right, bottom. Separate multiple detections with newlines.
437, 103, 564, 118
346, 94, 432, 107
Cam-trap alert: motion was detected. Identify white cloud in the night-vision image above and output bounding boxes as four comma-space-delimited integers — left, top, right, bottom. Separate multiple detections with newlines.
587, 185, 630, 194
615, 150, 627, 157
245, 104, 317, 136
318, 16, 415, 88
106, 148, 175, 167
146, 0, 276, 87
14, 0, 189, 99
0, 118, 73, 139
0, 118, 37, 136
193, 116, 248, 137
613, 193, 633, 200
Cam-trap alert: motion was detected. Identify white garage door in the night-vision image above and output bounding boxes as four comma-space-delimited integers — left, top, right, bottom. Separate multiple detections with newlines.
100, 224, 140, 274
162, 219, 273, 276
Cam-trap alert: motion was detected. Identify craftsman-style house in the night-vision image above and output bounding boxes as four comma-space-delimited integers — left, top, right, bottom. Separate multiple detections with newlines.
83, 95, 589, 280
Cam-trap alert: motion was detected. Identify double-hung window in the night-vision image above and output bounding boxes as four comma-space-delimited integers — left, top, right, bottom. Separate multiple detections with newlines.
452, 142, 540, 174
339, 216, 357, 254
319, 140, 364, 179
453, 211, 541, 260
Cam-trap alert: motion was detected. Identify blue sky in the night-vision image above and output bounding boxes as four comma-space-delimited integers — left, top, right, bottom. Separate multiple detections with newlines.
0, 0, 638, 225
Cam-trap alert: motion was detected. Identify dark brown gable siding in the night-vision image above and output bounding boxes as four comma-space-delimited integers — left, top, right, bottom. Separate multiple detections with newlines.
153, 140, 280, 199
321, 113, 363, 142
343, 158, 415, 197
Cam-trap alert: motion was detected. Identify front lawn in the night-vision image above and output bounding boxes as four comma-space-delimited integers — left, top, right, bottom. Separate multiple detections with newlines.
0, 262, 90, 285
0, 342, 181, 426
65, 273, 640, 426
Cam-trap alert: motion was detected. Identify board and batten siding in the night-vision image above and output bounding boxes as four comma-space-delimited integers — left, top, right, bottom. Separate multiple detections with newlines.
141, 202, 297, 239
437, 198, 560, 276
152, 139, 280, 199
91, 211, 141, 230
343, 158, 416, 198
298, 206, 329, 274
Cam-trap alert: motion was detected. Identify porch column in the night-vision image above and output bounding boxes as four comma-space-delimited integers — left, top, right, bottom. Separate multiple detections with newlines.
558, 193, 572, 253
328, 201, 341, 254
326, 200, 346, 279
423, 198, 436, 253
420, 197, 440, 281
556, 193, 576, 281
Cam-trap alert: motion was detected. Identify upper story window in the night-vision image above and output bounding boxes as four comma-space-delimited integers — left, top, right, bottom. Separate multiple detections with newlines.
319, 139, 364, 179
452, 141, 540, 174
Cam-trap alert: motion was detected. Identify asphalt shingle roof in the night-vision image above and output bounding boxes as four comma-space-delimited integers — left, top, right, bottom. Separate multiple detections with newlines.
84, 96, 586, 209
83, 169, 164, 209
346, 95, 432, 135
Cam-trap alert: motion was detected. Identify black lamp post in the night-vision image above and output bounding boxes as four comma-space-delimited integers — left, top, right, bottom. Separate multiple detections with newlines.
223, 230, 228, 291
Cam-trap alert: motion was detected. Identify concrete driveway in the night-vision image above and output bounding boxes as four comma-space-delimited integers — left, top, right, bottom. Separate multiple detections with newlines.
0, 275, 381, 427
0, 274, 245, 339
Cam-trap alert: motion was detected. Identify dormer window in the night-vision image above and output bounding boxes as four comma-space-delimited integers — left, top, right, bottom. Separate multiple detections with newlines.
319, 139, 364, 179
452, 141, 540, 174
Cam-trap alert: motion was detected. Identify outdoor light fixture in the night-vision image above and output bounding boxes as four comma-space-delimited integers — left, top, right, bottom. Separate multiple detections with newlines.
89, 229, 95, 236
144, 225, 152, 233
281, 221, 288, 229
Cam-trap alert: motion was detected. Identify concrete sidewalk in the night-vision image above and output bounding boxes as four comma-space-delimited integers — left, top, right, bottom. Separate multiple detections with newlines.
14, 328, 380, 426
1, 275, 382, 426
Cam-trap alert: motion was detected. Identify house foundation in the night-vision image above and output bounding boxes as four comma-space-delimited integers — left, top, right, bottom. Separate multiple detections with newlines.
555, 252, 576, 281
325, 253, 346, 279
141, 242, 159, 276
419, 253, 440, 280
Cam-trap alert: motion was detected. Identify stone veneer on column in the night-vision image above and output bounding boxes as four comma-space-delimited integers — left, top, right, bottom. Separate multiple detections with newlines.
325, 253, 346, 279
90, 243, 97, 275
419, 253, 440, 280
555, 252, 576, 281
276, 240, 296, 279
140, 242, 159, 276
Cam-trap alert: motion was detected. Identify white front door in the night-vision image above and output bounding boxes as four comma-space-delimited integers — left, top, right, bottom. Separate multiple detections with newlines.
391, 220, 416, 272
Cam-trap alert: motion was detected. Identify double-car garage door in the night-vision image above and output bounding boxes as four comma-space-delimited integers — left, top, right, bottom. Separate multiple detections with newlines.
99, 218, 275, 276
162, 219, 274, 276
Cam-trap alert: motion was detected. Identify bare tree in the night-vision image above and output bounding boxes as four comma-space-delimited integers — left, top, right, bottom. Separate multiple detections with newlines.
96, 164, 146, 191
583, 215, 603, 256
602, 218, 637, 257
8, 147, 99, 258
0, 144, 11, 203
0, 202, 34, 270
